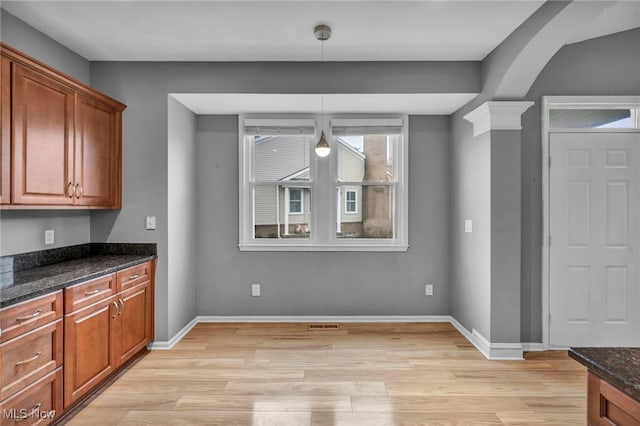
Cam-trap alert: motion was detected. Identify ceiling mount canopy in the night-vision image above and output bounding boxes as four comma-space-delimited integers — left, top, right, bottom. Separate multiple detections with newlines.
314, 24, 332, 42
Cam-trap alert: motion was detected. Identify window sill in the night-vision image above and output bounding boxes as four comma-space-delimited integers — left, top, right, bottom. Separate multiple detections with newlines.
238, 243, 409, 252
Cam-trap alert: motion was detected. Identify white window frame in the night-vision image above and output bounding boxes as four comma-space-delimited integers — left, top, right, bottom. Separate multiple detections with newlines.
288, 188, 304, 215
239, 114, 409, 251
345, 190, 358, 214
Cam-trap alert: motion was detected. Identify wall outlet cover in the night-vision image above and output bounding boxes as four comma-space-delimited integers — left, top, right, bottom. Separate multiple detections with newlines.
251, 283, 261, 297
146, 216, 156, 230
425, 284, 433, 296
45, 229, 55, 245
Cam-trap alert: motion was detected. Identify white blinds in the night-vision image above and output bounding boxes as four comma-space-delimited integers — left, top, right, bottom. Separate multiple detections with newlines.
331, 118, 403, 136
244, 119, 316, 136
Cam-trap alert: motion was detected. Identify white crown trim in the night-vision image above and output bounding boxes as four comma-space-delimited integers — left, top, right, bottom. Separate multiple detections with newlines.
463, 101, 534, 137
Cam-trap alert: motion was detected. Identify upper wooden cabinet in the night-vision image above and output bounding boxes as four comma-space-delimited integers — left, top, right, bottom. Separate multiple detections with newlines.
1, 57, 10, 205
74, 93, 121, 207
1, 43, 125, 209
12, 63, 75, 206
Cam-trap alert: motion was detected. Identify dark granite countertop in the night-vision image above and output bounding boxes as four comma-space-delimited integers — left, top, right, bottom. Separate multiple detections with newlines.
0, 243, 156, 308
569, 347, 640, 402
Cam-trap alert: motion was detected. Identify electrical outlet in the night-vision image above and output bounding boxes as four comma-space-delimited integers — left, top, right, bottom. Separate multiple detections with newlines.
45, 229, 55, 245
145, 216, 156, 230
251, 284, 261, 297
464, 219, 473, 233
425, 284, 433, 296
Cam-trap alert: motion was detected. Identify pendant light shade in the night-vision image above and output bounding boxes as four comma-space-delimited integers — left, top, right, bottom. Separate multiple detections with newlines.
315, 131, 330, 157
314, 24, 331, 158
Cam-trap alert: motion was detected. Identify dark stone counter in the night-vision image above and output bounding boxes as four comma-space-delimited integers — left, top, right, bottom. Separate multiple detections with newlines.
0, 243, 156, 308
569, 347, 640, 402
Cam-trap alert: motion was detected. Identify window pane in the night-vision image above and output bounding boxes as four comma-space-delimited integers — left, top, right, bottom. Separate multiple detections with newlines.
336, 185, 394, 239
254, 185, 311, 239
549, 109, 632, 128
253, 135, 310, 182
337, 134, 398, 183
345, 190, 357, 213
289, 188, 303, 214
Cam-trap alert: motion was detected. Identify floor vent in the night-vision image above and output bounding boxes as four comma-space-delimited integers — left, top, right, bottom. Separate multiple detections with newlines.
308, 323, 340, 331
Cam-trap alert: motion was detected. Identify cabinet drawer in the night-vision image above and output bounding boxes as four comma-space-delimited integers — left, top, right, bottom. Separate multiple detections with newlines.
0, 320, 62, 400
64, 273, 115, 314
117, 262, 151, 292
0, 368, 62, 426
0, 292, 62, 343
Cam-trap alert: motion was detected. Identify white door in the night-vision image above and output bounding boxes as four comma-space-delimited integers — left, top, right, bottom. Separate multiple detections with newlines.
550, 132, 640, 347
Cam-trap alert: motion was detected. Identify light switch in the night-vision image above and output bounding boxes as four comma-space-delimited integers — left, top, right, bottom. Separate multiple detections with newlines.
251, 284, 261, 297
464, 219, 473, 233
146, 216, 156, 230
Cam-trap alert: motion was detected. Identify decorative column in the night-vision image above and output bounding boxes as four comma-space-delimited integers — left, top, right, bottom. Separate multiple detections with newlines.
463, 101, 533, 358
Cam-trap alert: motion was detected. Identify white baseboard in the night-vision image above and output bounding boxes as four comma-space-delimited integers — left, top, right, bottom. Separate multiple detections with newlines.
151, 314, 524, 360
147, 316, 199, 350
449, 317, 523, 360
197, 315, 452, 323
521, 342, 545, 352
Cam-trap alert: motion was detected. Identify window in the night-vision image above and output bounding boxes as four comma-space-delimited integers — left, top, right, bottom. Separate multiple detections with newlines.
345, 190, 357, 213
239, 117, 408, 251
288, 188, 303, 214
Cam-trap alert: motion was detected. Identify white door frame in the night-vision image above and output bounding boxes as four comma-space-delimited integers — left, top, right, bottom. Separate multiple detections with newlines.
541, 95, 640, 349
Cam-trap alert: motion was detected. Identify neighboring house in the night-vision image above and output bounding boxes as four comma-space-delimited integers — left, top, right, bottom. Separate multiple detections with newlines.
253, 136, 366, 238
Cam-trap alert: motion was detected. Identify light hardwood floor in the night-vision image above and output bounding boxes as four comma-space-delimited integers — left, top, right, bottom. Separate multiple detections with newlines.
62, 323, 587, 426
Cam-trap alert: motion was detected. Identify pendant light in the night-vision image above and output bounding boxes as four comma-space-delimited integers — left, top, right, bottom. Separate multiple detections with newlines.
314, 24, 331, 158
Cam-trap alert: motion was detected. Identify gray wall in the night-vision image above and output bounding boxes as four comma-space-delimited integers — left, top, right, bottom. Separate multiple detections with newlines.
520, 27, 640, 342
451, 27, 640, 344
450, 122, 492, 338
0, 9, 92, 256
195, 115, 450, 316
88, 61, 475, 341
167, 96, 197, 337
0, 9, 90, 83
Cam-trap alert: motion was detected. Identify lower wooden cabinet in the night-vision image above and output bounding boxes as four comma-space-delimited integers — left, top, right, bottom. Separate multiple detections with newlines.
63, 261, 155, 409
63, 295, 118, 407
0, 368, 62, 426
588, 372, 640, 426
117, 281, 153, 366
0, 292, 63, 426
0, 320, 63, 400
0, 260, 155, 421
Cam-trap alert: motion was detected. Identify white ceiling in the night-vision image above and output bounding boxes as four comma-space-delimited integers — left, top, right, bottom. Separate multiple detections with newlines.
2, 1, 636, 62
2, 0, 550, 61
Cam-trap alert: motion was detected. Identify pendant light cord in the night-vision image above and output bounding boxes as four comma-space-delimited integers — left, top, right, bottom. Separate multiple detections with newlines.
321, 35, 324, 132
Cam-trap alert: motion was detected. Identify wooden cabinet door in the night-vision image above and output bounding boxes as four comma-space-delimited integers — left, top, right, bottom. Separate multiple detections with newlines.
1, 57, 10, 205
116, 282, 152, 366
11, 63, 74, 205
74, 93, 121, 208
63, 296, 118, 408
